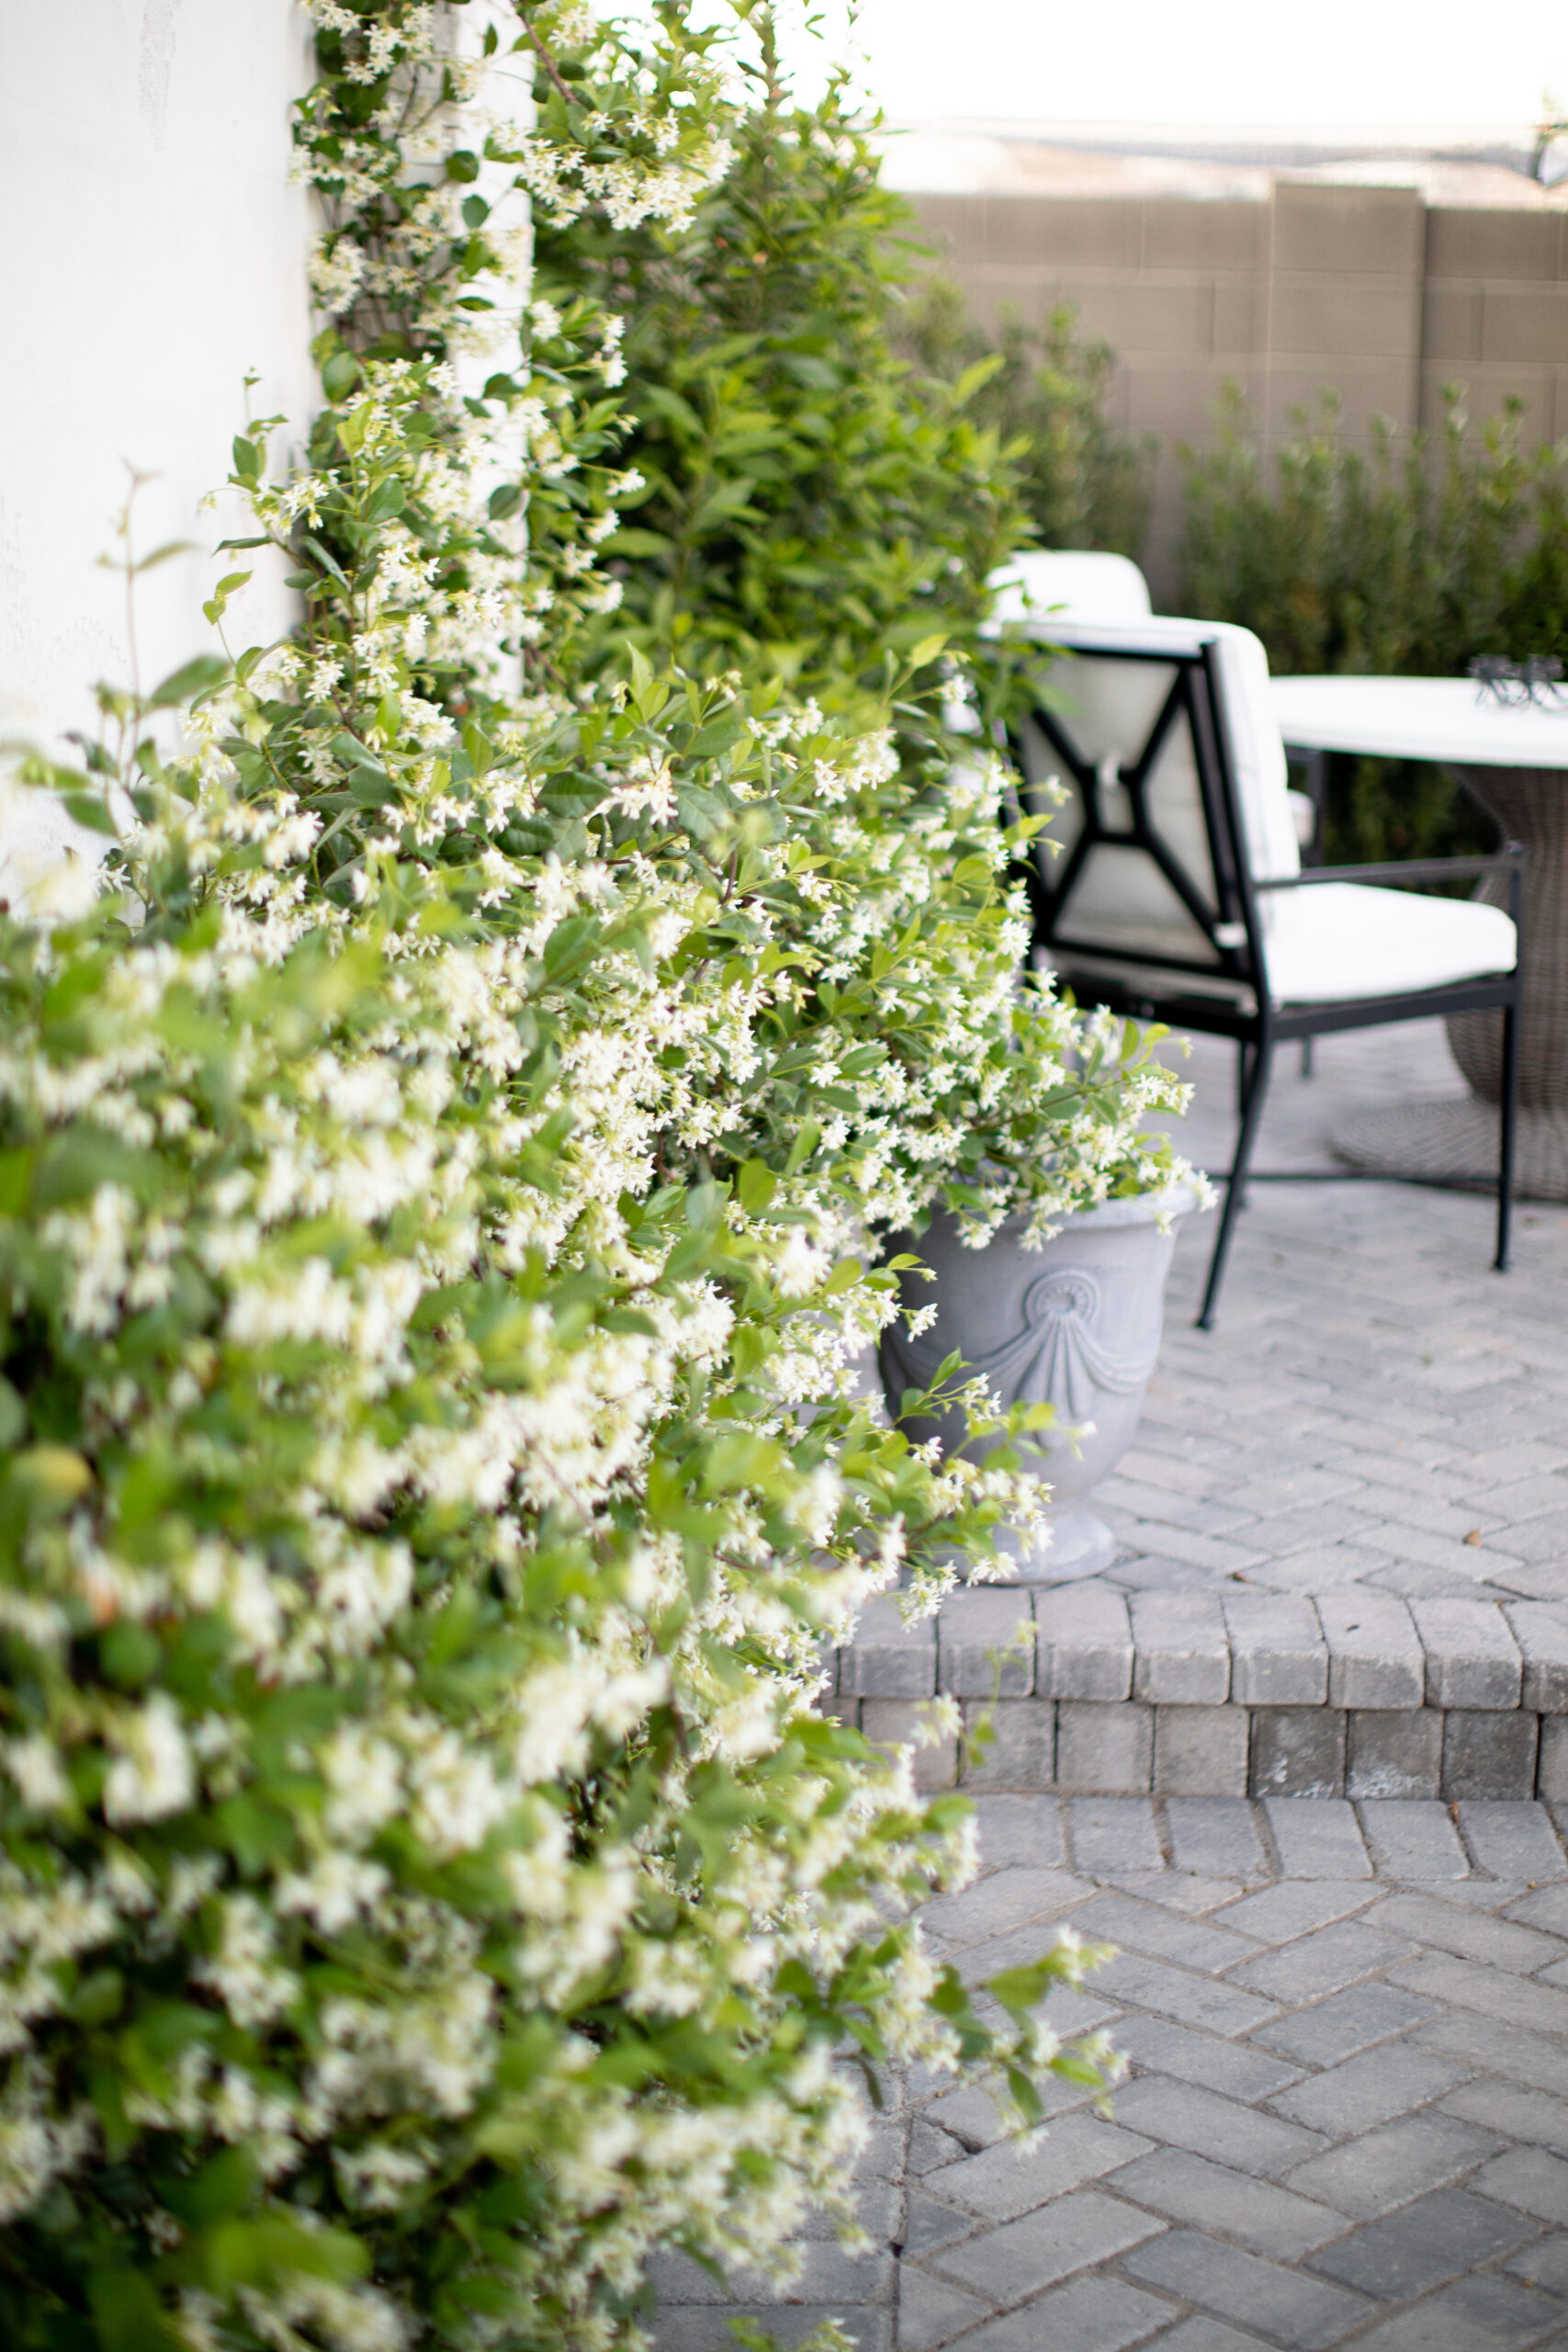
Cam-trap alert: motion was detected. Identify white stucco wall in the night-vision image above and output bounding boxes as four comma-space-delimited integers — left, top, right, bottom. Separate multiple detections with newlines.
0, 0, 318, 878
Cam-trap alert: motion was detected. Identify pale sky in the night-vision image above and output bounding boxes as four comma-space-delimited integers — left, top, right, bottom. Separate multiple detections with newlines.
775, 0, 1568, 132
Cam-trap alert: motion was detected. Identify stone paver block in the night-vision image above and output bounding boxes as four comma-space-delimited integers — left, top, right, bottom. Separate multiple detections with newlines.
1305, 2185, 1540, 2301
1262, 1797, 1372, 1879
1154, 1705, 1249, 1796
1110, 2148, 1347, 2258
1164, 1795, 1269, 1879
1035, 1585, 1133, 1702
948, 2273, 1176, 2352
1122, 2230, 1372, 2349
1356, 1800, 1468, 1878
961, 1701, 1055, 1791
1066, 1794, 1163, 1872
972, 1793, 1066, 1872
937, 1589, 1034, 1698
1056, 1704, 1152, 1794
1344, 2274, 1563, 2349
919, 1866, 1079, 1954
1315, 1590, 1424, 1709
861, 1699, 956, 1791
1269, 2041, 1467, 2138
1442, 1711, 1540, 1802
1346, 1709, 1442, 1801
1369, 1890, 1562, 1972
1257, 1982, 1440, 2069
1223, 1593, 1328, 1705
1393, 1950, 1568, 2042
1411, 1597, 1523, 1710
1416, 2007, 1568, 2098
1539, 1715, 1568, 1801
1111, 2013, 1304, 2103
1284, 2112, 1503, 2218
1506, 2231, 1568, 2293
1097, 1949, 1278, 2039
1441, 2078, 1568, 2158
1506, 1602, 1568, 1713
1475, 2146, 1568, 2228
1229, 1917, 1414, 2005
926, 2110, 1151, 2222
1111, 2077, 1326, 2177
1131, 1592, 1230, 1704
928, 2188, 1164, 2301
894, 2267, 988, 2351
1250, 1707, 1347, 1798
1216, 1878, 1374, 1945
847, 1598, 937, 1697
1071, 1891, 1256, 1975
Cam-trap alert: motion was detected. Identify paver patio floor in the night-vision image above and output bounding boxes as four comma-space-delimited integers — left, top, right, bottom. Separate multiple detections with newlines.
654, 1022, 1568, 2349
653, 1797, 1568, 2350
1100, 1018, 1568, 1609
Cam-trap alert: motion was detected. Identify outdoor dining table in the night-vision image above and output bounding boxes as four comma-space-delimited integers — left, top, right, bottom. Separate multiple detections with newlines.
1269, 673, 1568, 1199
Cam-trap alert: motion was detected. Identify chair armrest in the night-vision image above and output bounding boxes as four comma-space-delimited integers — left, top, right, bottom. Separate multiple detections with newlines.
1255, 844, 1527, 891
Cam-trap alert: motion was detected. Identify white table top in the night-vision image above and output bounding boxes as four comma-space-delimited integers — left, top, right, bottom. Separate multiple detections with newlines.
1269, 673, 1568, 770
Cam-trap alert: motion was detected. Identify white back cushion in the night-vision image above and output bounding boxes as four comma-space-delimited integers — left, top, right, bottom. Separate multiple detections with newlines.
987, 550, 1154, 627
1026, 616, 1300, 891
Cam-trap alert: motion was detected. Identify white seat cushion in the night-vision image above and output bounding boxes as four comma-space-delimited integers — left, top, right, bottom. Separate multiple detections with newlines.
1263, 883, 1516, 1005
988, 550, 1153, 626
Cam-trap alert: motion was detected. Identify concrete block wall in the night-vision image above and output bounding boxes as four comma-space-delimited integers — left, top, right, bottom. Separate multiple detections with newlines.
833, 1589, 1568, 1804
912, 183, 1568, 600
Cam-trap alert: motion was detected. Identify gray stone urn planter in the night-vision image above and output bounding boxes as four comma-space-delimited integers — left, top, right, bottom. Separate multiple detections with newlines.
877, 1185, 1200, 1581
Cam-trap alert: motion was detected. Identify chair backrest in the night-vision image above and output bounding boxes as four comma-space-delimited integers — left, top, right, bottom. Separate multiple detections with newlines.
1006, 616, 1298, 993
987, 550, 1154, 628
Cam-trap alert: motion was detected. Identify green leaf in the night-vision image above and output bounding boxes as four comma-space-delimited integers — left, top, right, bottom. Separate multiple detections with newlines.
149, 654, 229, 708
737, 1158, 777, 1214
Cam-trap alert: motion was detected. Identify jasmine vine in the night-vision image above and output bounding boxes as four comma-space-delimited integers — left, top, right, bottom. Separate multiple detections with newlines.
0, 9, 1192, 2352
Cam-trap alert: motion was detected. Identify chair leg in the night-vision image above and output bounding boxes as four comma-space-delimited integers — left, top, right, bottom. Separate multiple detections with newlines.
1301, 1037, 1314, 1080
1198, 1040, 1274, 1330
1495, 996, 1520, 1272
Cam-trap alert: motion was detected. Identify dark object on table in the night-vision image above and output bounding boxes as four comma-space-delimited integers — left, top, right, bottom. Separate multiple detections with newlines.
1469, 654, 1568, 711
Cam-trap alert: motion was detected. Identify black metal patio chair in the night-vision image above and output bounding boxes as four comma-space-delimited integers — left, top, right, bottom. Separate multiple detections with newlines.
1002, 617, 1524, 1329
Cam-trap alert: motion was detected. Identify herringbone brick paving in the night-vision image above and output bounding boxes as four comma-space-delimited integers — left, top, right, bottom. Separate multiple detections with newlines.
1097, 1024, 1568, 1610
653, 1797, 1568, 2349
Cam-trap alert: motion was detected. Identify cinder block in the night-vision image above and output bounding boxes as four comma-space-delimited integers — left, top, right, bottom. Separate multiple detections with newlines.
1442, 1709, 1540, 1803
937, 1589, 1034, 1699
1270, 181, 1424, 277
1425, 205, 1561, 282
1036, 1584, 1133, 1701
961, 1700, 1055, 1791
860, 1699, 956, 1792
1506, 1604, 1568, 1713
1411, 1600, 1522, 1711
1250, 1708, 1347, 1799
1483, 286, 1568, 367
844, 1597, 937, 1697
1131, 1592, 1230, 1705
1142, 198, 1267, 272
1315, 1591, 1424, 1709
1423, 284, 1483, 368
1540, 1716, 1568, 1802
1154, 1705, 1249, 1797
1224, 1594, 1328, 1706
1055, 1702, 1153, 1794
1346, 1708, 1443, 1802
